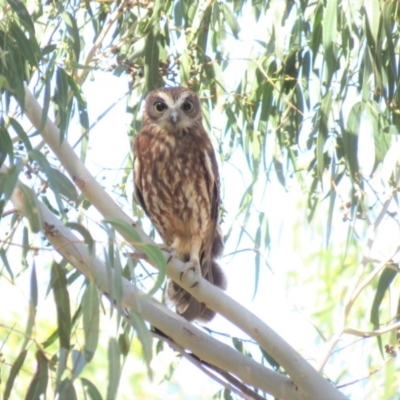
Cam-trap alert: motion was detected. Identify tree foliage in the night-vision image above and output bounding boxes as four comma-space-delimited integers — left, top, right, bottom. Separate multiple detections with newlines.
1, 0, 400, 398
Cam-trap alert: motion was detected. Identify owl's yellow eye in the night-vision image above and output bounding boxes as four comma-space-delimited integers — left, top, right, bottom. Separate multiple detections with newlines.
154, 102, 167, 113
182, 101, 194, 112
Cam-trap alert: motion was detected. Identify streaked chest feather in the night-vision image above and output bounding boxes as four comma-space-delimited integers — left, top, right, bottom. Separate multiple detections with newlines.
137, 132, 214, 239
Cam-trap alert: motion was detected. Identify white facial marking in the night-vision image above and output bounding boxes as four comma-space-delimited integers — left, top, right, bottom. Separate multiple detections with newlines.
158, 91, 190, 109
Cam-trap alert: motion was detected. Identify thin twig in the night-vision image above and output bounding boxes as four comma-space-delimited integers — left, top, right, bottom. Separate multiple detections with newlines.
152, 331, 263, 400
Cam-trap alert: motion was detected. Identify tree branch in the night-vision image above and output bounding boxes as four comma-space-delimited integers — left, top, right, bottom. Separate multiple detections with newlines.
22, 85, 347, 400
7, 178, 300, 400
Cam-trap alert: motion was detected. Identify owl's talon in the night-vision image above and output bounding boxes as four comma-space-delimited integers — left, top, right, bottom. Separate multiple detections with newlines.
180, 260, 201, 288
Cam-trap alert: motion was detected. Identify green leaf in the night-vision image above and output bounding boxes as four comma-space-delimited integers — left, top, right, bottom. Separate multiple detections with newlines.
0, 125, 13, 167
55, 348, 68, 392
0, 248, 13, 280
55, 68, 70, 142
370, 266, 397, 355
65, 222, 95, 254
9, 23, 40, 67
0, 161, 23, 204
51, 262, 71, 350
260, 347, 280, 371
21, 225, 29, 268
22, 263, 38, 350
41, 58, 54, 132
82, 283, 100, 362
231, 337, 244, 354
370, 266, 397, 328
311, 2, 323, 66
28, 149, 64, 214
25, 350, 49, 400
366, 102, 390, 170
51, 169, 78, 202
142, 244, 166, 296
179, 50, 191, 88
221, 3, 240, 39
18, 183, 43, 233
103, 218, 166, 295
343, 102, 363, 181
144, 28, 160, 92
317, 90, 333, 181
322, 0, 337, 84
80, 378, 103, 400
61, 11, 81, 61
3, 349, 28, 400
107, 338, 121, 400
129, 310, 152, 373
71, 350, 86, 380
103, 217, 143, 245
9, 117, 32, 151
6, 0, 35, 35
58, 378, 77, 400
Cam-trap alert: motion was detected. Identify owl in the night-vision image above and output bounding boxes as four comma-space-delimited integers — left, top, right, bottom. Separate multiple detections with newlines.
133, 87, 226, 322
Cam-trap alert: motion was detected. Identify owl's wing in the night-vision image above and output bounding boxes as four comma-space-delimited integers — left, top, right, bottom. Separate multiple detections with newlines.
133, 134, 148, 215
200, 140, 221, 265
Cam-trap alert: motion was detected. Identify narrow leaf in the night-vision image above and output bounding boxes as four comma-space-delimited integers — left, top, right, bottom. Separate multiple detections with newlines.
221, 4, 240, 38
25, 350, 49, 400
22, 263, 38, 350
343, 102, 363, 180
6, 0, 35, 34
107, 338, 121, 400
81, 377, 103, 400
130, 310, 153, 372
144, 29, 160, 92
317, 91, 333, 181
51, 169, 78, 202
3, 349, 28, 400
82, 283, 100, 362
9, 117, 32, 151
28, 149, 64, 213
71, 350, 86, 380
58, 378, 77, 400
0, 125, 13, 166
18, 183, 43, 233
65, 222, 95, 254
55, 68, 69, 141
51, 262, 71, 349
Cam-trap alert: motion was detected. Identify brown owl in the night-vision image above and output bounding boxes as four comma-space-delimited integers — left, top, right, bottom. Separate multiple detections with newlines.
133, 87, 226, 322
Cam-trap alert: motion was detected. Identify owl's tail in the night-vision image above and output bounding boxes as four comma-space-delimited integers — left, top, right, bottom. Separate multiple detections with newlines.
167, 259, 227, 322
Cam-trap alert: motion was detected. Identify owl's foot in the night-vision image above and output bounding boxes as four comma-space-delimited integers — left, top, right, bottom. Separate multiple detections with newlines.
157, 243, 177, 263
180, 260, 201, 288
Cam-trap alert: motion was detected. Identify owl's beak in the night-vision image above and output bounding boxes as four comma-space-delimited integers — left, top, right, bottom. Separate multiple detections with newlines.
170, 110, 179, 126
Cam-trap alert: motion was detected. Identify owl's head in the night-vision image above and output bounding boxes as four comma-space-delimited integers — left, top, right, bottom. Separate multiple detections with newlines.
143, 87, 202, 133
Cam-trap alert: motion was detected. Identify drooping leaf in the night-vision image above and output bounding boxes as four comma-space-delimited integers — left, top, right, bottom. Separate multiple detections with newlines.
80, 378, 103, 400
82, 283, 100, 362
71, 350, 86, 380
342, 102, 363, 181
0, 125, 13, 166
144, 28, 160, 92
55, 67, 70, 141
65, 222, 95, 254
58, 377, 78, 400
3, 349, 28, 400
22, 263, 38, 350
107, 338, 121, 400
17, 183, 43, 233
51, 262, 71, 350
24, 350, 49, 400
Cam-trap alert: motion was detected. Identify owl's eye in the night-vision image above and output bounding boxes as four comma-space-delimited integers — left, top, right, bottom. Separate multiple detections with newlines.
154, 102, 167, 113
182, 101, 194, 112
